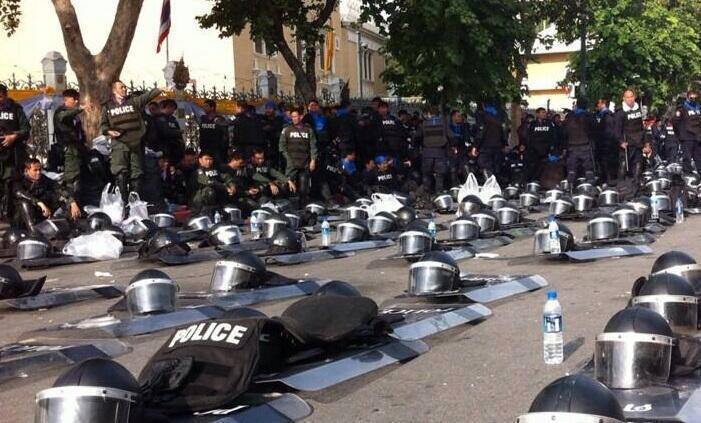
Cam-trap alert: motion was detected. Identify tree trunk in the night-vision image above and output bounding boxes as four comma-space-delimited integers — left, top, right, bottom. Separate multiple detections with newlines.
51, 0, 144, 140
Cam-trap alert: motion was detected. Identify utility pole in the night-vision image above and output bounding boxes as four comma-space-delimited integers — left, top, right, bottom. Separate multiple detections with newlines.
357, 29, 364, 98
579, 0, 588, 98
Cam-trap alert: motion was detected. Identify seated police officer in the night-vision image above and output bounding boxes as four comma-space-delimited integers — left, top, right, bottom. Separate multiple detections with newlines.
250, 148, 294, 202
13, 158, 64, 232
188, 152, 235, 214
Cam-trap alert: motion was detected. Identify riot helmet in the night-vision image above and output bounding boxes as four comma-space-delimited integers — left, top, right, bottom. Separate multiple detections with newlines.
1, 227, 29, 249
397, 228, 433, 256
449, 218, 480, 241
267, 228, 304, 255
208, 223, 242, 246
87, 212, 112, 232
407, 251, 460, 296
336, 219, 369, 243
187, 215, 213, 231
152, 213, 175, 229
458, 195, 483, 217
395, 206, 417, 228
534, 222, 574, 255
0, 264, 45, 299
17, 235, 50, 261
210, 252, 266, 292
125, 269, 178, 315
138, 229, 190, 259
367, 212, 396, 235
433, 193, 454, 213
632, 273, 698, 335
586, 213, 619, 241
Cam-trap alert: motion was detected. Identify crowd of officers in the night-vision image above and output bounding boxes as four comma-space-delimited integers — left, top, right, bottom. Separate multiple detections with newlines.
1, 81, 701, 231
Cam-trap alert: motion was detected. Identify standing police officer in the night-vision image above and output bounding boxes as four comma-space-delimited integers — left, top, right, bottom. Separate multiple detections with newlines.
280, 109, 317, 207
199, 100, 229, 165
658, 118, 680, 162
563, 98, 596, 184
673, 90, 701, 172
615, 89, 645, 192
474, 103, 506, 181
53, 89, 86, 220
100, 81, 162, 202
420, 106, 449, 193
0, 83, 30, 220
521, 107, 557, 183
594, 99, 618, 186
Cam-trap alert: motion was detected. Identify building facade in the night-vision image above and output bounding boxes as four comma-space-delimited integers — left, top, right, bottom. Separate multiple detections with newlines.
230, 1, 388, 101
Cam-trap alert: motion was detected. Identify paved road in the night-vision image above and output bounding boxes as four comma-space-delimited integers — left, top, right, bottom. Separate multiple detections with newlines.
0, 213, 697, 423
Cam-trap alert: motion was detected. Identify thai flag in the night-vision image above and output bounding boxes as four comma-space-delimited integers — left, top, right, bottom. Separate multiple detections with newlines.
156, 0, 171, 53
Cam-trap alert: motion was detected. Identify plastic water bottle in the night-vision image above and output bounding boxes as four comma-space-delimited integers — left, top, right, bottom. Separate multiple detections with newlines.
250, 214, 260, 240
651, 197, 659, 220
547, 216, 561, 254
676, 196, 685, 224
321, 219, 331, 247
214, 210, 222, 224
543, 290, 564, 365
428, 220, 437, 240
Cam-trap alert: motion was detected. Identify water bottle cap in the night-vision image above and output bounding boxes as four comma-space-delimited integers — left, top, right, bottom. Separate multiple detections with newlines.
547, 290, 557, 300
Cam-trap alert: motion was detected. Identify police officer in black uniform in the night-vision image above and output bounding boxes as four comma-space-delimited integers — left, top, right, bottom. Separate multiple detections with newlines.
327, 100, 357, 156
447, 110, 471, 187
376, 101, 409, 162
420, 106, 450, 193
280, 109, 317, 207
232, 101, 266, 158
155, 99, 184, 166
100, 81, 162, 202
53, 89, 86, 220
673, 90, 701, 172
521, 107, 557, 183
658, 118, 680, 162
0, 84, 30, 220
594, 99, 618, 186
563, 98, 596, 184
199, 100, 230, 165
260, 101, 284, 169
615, 88, 645, 192
474, 103, 506, 181
13, 158, 64, 232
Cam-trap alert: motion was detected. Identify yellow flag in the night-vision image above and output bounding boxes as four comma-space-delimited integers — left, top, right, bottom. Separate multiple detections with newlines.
324, 28, 334, 74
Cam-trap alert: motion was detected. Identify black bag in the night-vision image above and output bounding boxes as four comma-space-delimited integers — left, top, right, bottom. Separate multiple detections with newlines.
275, 295, 379, 346
138, 317, 285, 414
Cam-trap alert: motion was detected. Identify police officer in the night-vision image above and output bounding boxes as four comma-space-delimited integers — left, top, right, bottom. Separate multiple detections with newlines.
280, 109, 317, 207
231, 101, 265, 158
302, 99, 329, 151
13, 158, 63, 232
658, 118, 680, 162
327, 99, 357, 156
250, 148, 292, 203
188, 151, 235, 214
199, 99, 230, 165
563, 98, 596, 184
474, 103, 506, 181
222, 151, 258, 213
594, 99, 618, 186
615, 89, 645, 191
420, 106, 449, 193
376, 101, 409, 162
364, 155, 398, 194
521, 107, 557, 183
156, 99, 184, 166
100, 81, 162, 202
673, 90, 701, 172
53, 89, 86, 220
0, 84, 29, 220
260, 100, 284, 169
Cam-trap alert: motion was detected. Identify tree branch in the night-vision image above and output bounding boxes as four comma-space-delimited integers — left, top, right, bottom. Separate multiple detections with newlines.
51, 0, 92, 75
95, 0, 144, 78
313, 0, 336, 28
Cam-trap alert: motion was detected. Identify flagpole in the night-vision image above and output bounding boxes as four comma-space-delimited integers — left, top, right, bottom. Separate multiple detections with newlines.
166, 37, 170, 63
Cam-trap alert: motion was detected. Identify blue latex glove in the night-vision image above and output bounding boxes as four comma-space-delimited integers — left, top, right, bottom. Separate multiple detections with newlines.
547, 154, 559, 162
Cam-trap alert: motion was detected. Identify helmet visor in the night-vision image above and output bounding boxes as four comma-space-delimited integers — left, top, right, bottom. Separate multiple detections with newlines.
35, 386, 135, 423
210, 261, 257, 292
594, 332, 673, 389
633, 295, 698, 336
408, 261, 458, 296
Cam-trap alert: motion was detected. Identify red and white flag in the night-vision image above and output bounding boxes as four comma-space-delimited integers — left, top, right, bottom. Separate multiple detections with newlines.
156, 0, 171, 53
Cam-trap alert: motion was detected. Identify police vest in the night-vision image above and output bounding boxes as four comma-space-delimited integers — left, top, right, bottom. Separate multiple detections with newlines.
681, 106, 701, 138
380, 116, 403, 150
423, 118, 448, 148
566, 113, 592, 147
105, 101, 142, 133
376, 170, 394, 185
622, 108, 644, 145
0, 102, 20, 134
283, 125, 312, 168
200, 116, 226, 145
528, 120, 554, 151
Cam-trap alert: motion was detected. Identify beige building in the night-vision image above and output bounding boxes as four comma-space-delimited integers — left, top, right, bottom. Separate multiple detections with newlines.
231, 4, 388, 101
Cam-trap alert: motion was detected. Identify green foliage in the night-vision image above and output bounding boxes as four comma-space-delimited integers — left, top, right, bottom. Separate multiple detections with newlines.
0, 0, 21, 36
361, 0, 541, 107
553, 0, 701, 108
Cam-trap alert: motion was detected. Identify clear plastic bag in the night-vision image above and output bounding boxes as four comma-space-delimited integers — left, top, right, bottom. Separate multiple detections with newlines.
127, 192, 149, 220
100, 183, 124, 224
457, 173, 480, 204
62, 231, 123, 260
479, 175, 503, 203
367, 193, 405, 216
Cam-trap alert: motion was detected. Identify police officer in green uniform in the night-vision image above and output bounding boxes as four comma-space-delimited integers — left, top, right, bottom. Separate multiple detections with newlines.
53, 89, 86, 220
0, 83, 30, 220
100, 80, 162, 202
279, 109, 317, 207
188, 151, 235, 214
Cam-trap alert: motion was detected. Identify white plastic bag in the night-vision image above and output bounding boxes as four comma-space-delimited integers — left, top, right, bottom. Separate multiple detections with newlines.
63, 231, 123, 260
367, 193, 405, 216
457, 173, 480, 204
479, 175, 503, 203
100, 183, 124, 224
127, 192, 149, 220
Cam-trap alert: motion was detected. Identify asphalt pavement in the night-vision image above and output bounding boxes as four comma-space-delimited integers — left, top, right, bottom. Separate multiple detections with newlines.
1, 212, 698, 423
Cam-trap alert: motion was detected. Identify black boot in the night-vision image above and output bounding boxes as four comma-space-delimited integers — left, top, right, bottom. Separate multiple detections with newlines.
115, 172, 129, 204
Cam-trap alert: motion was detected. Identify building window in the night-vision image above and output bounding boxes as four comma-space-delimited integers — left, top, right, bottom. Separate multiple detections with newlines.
335, 37, 340, 50
364, 52, 373, 81
254, 39, 265, 55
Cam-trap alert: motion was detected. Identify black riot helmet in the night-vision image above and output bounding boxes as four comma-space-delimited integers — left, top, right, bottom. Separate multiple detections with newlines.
86, 149, 109, 185
408, 251, 460, 296
208, 223, 242, 246
0, 264, 45, 299
125, 269, 178, 315
87, 212, 112, 232
594, 307, 673, 389
367, 211, 396, 235
458, 195, 484, 217
35, 358, 140, 423
152, 213, 176, 229
632, 273, 698, 335
516, 374, 625, 423
210, 251, 267, 292
395, 206, 417, 228
336, 218, 369, 243
138, 229, 190, 259
432, 193, 454, 213
314, 280, 362, 297
267, 228, 304, 255
187, 214, 213, 231
1, 227, 29, 249
651, 251, 701, 295
17, 234, 51, 261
